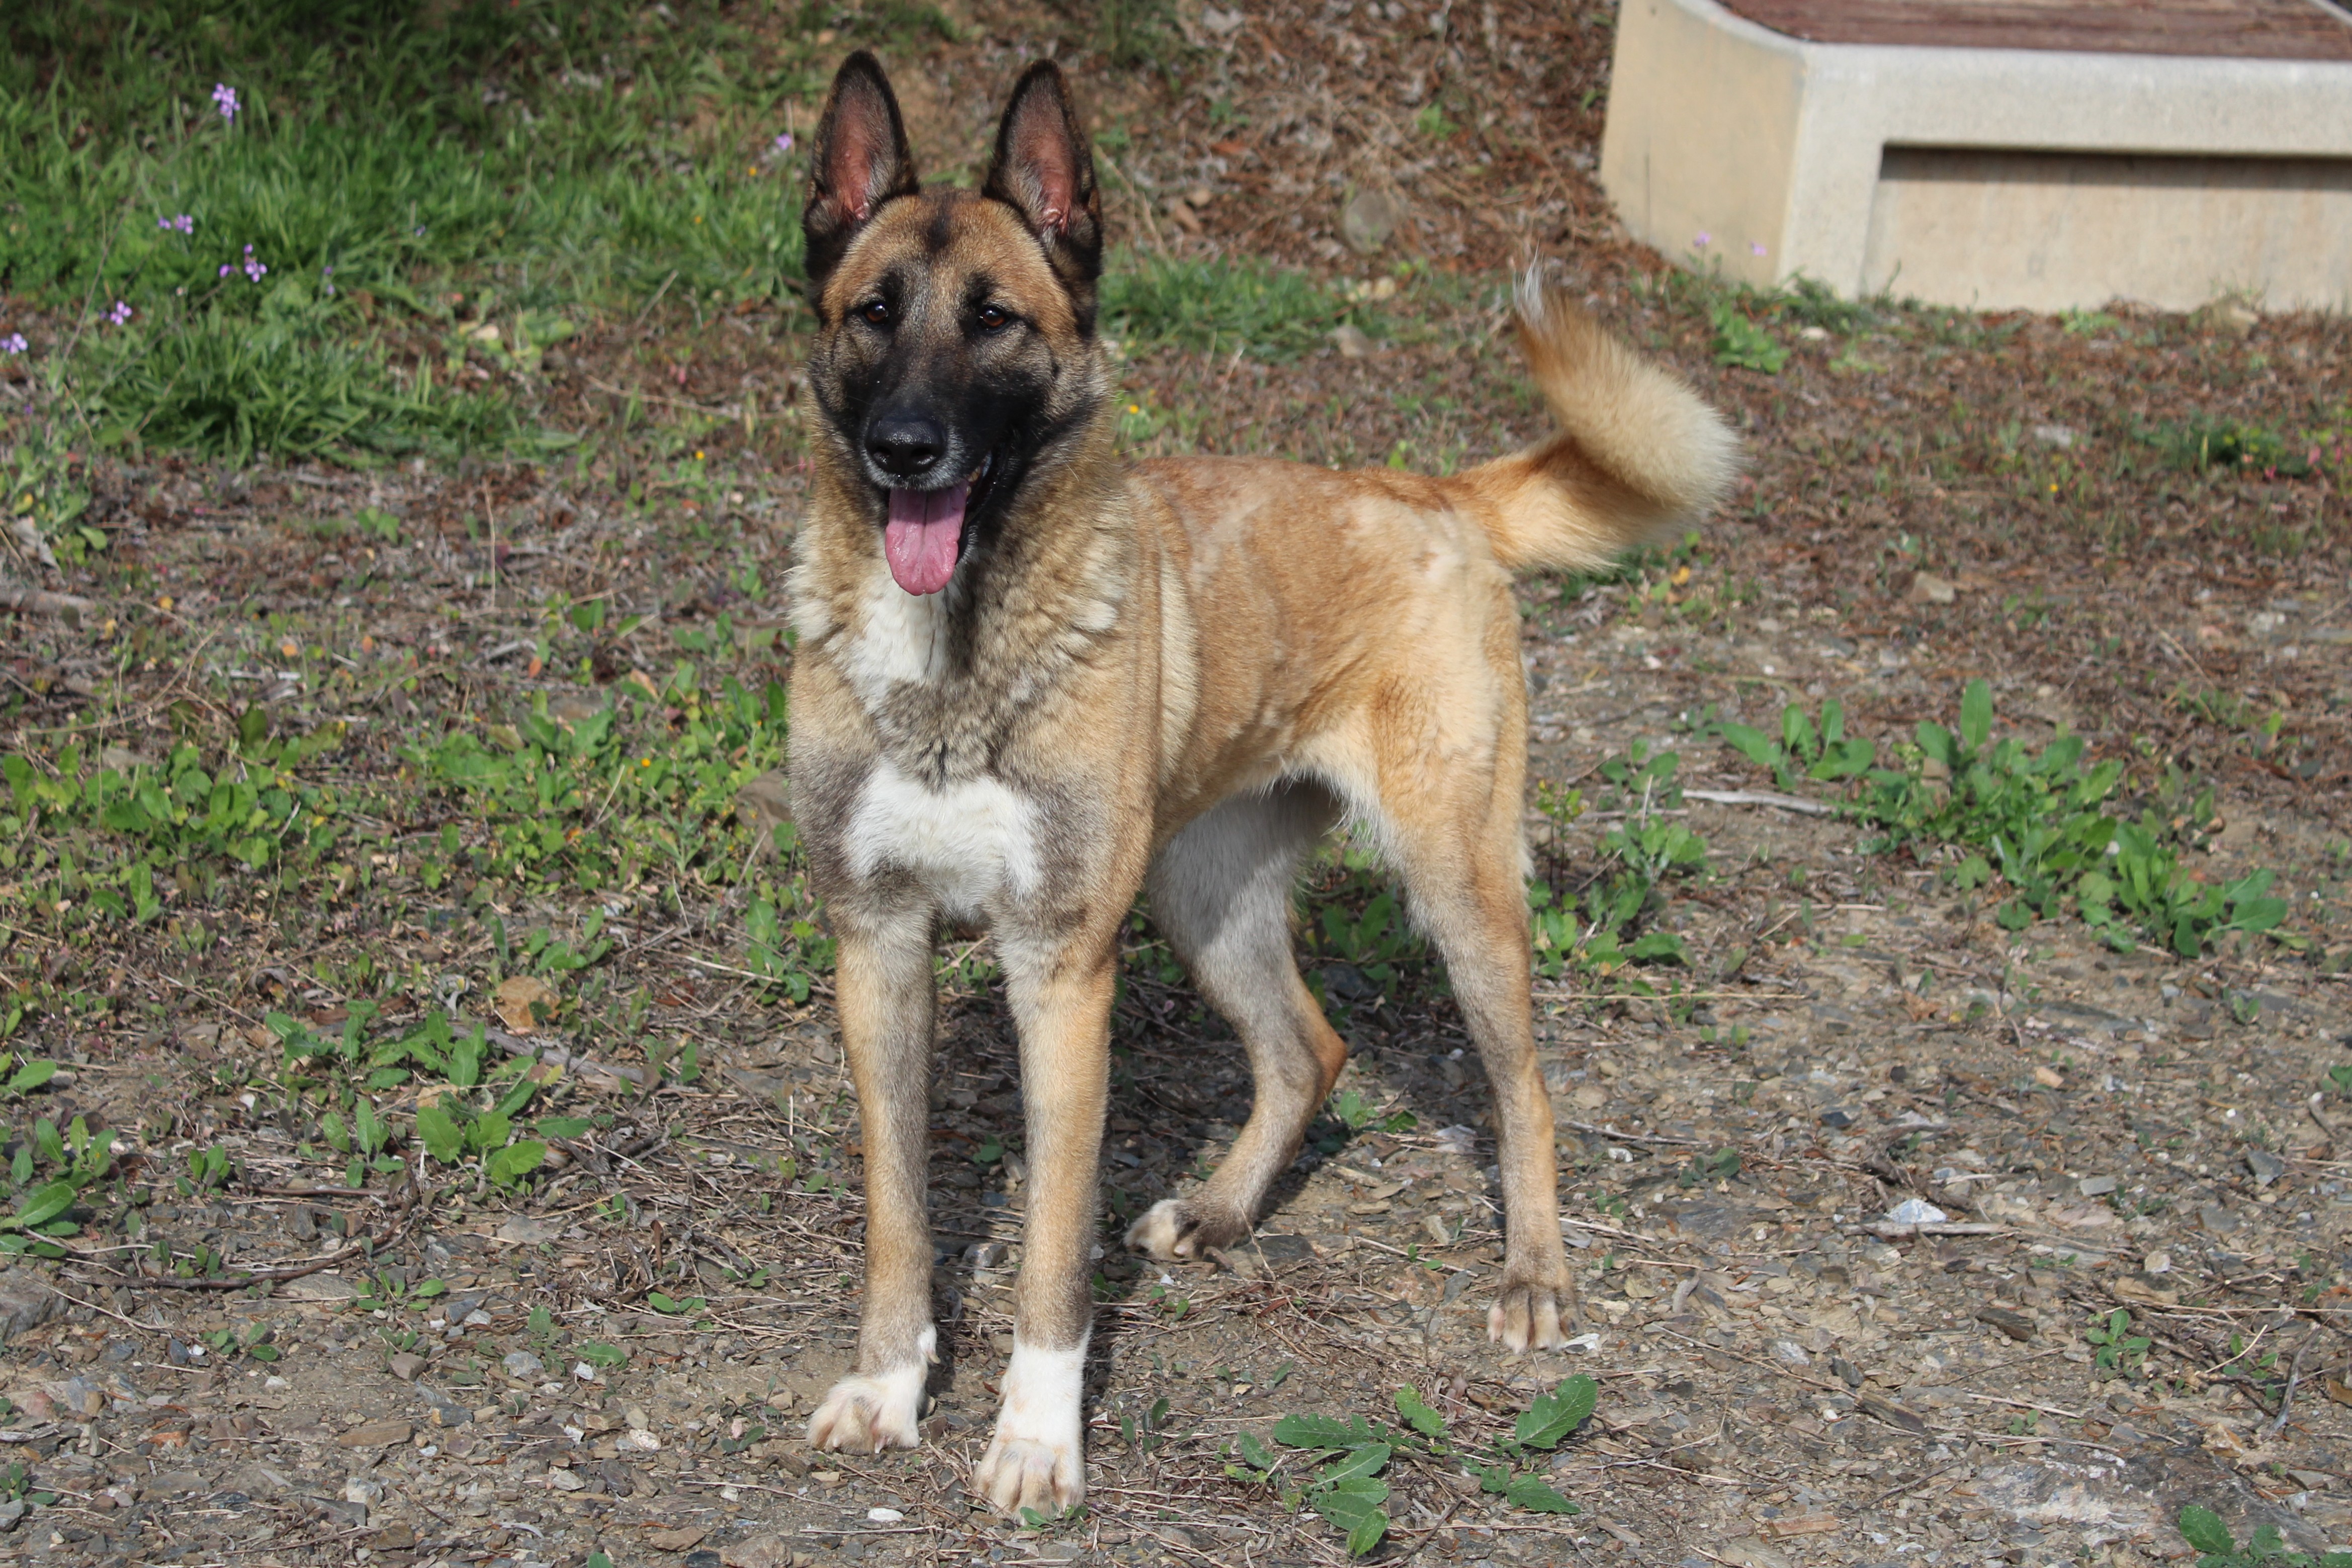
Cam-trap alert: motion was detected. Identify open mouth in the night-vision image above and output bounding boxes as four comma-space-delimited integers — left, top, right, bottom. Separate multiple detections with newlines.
881, 450, 997, 596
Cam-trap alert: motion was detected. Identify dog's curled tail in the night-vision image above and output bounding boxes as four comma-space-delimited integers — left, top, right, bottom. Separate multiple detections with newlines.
1454, 268, 1740, 575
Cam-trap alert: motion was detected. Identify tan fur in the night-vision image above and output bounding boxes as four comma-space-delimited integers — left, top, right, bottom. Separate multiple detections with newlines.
790, 57, 1737, 1518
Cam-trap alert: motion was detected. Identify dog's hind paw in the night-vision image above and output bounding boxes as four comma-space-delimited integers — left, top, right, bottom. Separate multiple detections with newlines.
1486, 1274, 1576, 1353
1123, 1197, 1248, 1260
807, 1361, 928, 1453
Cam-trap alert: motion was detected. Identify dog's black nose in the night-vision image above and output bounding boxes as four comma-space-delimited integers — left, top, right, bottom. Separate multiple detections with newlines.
866, 414, 945, 480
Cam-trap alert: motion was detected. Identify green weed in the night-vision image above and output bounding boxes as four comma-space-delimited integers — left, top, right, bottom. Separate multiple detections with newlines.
1530, 744, 1705, 987
1717, 681, 2292, 957
1709, 302, 1787, 374
1101, 248, 1371, 363
2083, 1307, 2150, 1375
2177, 1504, 2352, 1567
0, 1111, 115, 1256
1232, 1376, 1595, 1556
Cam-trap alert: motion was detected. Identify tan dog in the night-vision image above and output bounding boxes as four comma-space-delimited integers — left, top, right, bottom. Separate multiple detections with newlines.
788, 52, 1736, 1516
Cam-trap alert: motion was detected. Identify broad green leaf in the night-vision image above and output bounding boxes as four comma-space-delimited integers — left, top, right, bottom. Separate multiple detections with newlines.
1317, 1444, 1390, 1488
2176, 1505, 2234, 1556
1505, 1474, 1582, 1515
1393, 1385, 1447, 1439
4, 1061, 56, 1095
1716, 724, 1780, 771
9, 1181, 77, 1231
1515, 1374, 1598, 1450
1345, 1509, 1389, 1558
1959, 679, 1993, 752
579, 1341, 628, 1367
536, 1116, 593, 1139
1310, 1476, 1388, 1532
1274, 1413, 1377, 1450
414, 1104, 464, 1165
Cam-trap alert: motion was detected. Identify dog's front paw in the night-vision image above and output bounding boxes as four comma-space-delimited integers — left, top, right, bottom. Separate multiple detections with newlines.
807, 1362, 928, 1453
974, 1341, 1086, 1517
1123, 1196, 1248, 1260
1486, 1270, 1577, 1353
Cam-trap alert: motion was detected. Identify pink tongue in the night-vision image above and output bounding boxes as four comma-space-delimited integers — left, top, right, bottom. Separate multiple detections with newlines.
882, 483, 969, 595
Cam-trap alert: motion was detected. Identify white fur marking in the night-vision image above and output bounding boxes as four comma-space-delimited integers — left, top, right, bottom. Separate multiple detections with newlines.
840, 569, 959, 703
846, 760, 1042, 919
806, 1325, 935, 1452
974, 1338, 1087, 1511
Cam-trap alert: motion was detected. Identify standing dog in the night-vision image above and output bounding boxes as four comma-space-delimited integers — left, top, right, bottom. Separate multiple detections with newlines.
788, 52, 1736, 1516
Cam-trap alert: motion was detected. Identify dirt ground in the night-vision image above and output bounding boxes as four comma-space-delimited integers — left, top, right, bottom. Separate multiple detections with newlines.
3, 3, 2351, 1567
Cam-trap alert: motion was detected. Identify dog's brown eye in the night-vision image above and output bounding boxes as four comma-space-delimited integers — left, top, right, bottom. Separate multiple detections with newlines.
858, 300, 892, 327
977, 303, 1011, 332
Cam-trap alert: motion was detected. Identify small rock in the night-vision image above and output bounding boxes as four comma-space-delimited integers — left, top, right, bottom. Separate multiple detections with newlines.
1907, 571, 1957, 605
652, 1526, 711, 1551
1330, 324, 1374, 360
1882, 1198, 1947, 1227
1975, 1306, 2037, 1343
0, 1500, 21, 1531
503, 1350, 546, 1381
1340, 188, 1405, 255
546, 1464, 585, 1492
1717, 1536, 1792, 1568
0, 1270, 61, 1344
386, 1352, 428, 1382
9, 1390, 56, 1423
2247, 1149, 2287, 1188
372, 1524, 419, 1551
337, 1419, 412, 1449
721, 1533, 796, 1568
1770, 1339, 1811, 1366
866, 1507, 904, 1523
342, 1477, 385, 1506
2199, 1203, 2242, 1234
2030, 423, 2078, 449
2144, 1250, 2172, 1275
496, 1215, 562, 1246
2077, 1175, 2118, 1197
279, 1273, 359, 1302
1830, 1357, 1863, 1388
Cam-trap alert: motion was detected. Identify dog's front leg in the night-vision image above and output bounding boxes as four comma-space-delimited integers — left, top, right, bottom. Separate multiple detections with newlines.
973, 931, 1115, 1517
808, 909, 939, 1453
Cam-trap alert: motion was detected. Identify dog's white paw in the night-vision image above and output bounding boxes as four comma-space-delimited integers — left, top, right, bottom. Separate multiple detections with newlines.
1123, 1198, 1193, 1258
1487, 1277, 1573, 1353
973, 1341, 1085, 1517
1124, 1196, 1248, 1260
807, 1329, 933, 1453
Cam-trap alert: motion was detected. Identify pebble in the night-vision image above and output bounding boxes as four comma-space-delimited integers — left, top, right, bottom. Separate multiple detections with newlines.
866, 1507, 904, 1523
387, 1352, 428, 1381
504, 1350, 546, 1380
2076, 1175, 2119, 1197
2247, 1149, 2288, 1188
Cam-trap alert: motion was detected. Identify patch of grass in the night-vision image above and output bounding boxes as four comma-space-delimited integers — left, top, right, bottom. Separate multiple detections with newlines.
1708, 301, 1786, 374
1101, 247, 1370, 363
2150, 417, 2313, 478
2, 0, 815, 476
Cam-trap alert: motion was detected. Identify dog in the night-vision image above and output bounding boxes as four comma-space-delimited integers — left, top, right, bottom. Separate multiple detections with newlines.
785, 51, 1737, 1516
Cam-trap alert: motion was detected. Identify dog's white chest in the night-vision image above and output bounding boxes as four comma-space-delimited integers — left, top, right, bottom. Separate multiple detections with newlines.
845, 761, 1041, 918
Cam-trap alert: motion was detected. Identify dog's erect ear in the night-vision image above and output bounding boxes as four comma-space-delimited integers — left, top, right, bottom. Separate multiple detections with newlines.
982, 61, 1104, 314
803, 52, 920, 294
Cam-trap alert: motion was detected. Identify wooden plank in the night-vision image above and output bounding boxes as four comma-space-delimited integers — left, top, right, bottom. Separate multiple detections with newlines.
1717, 0, 2352, 60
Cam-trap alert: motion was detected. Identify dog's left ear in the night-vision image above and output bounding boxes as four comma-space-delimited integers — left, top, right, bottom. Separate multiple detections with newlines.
982, 61, 1104, 318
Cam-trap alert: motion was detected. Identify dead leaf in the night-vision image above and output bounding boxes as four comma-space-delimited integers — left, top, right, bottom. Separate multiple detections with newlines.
2034, 1065, 2065, 1088
1761, 1515, 1843, 1539
649, 1527, 709, 1551
2323, 1376, 2352, 1409
494, 975, 559, 1033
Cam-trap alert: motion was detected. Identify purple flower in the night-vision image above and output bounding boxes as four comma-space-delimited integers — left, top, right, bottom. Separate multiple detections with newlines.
1, 333, 26, 356
213, 83, 239, 121
1750, 241, 1767, 257
157, 213, 195, 233
773, 131, 794, 153
107, 300, 133, 326
1693, 232, 1711, 249
322, 264, 336, 297
242, 243, 268, 283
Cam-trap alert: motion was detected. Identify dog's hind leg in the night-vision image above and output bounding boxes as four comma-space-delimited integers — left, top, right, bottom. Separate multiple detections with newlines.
1376, 770, 1577, 1352
808, 907, 941, 1453
1127, 782, 1346, 1260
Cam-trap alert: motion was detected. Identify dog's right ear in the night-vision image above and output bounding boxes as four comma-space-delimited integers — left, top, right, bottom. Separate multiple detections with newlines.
803, 52, 919, 295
